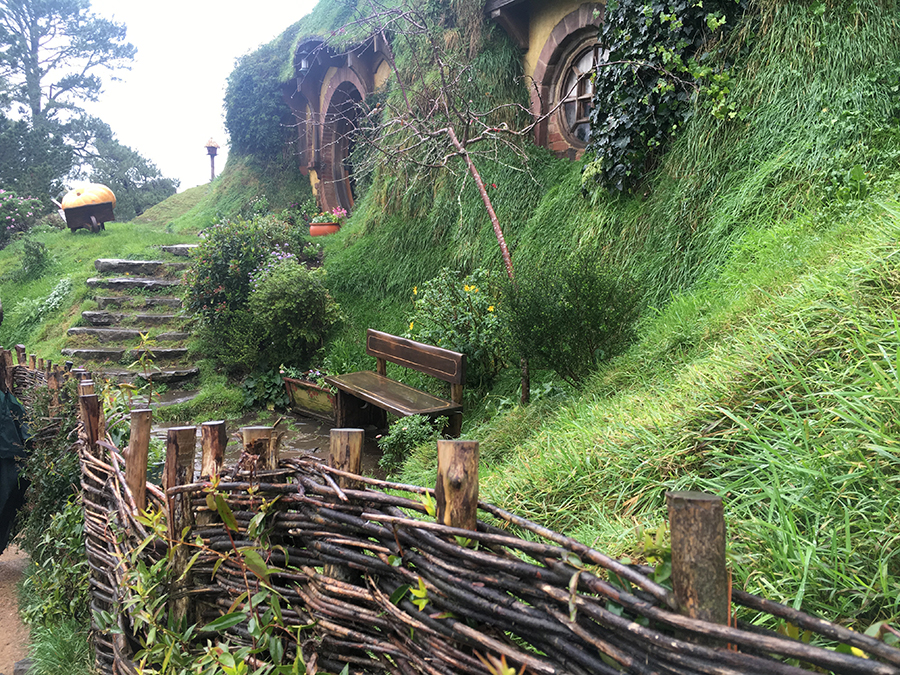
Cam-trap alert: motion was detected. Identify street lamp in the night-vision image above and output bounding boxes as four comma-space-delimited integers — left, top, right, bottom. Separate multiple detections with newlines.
205, 138, 220, 182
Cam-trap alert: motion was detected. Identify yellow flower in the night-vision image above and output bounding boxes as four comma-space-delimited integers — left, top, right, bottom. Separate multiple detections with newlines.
488, 305, 494, 312
409, 321, 414, 330
463, 284, 472, 292
413, 286, 417, 295
472, 287, 479, 293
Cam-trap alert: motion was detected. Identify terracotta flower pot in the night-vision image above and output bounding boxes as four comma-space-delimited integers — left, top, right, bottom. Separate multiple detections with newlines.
310, 222, 340, 236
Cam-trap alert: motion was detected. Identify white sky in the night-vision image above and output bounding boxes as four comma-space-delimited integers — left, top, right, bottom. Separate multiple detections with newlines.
84, 0, 319, 191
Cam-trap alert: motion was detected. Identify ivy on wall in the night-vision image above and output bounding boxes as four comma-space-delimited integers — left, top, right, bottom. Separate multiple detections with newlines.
586, 0, 748, 192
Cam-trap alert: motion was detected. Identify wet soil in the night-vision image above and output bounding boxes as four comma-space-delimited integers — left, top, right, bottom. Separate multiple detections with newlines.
0, 547, 29, 674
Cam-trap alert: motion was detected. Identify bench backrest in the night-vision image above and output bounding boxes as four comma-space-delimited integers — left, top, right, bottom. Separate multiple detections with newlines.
366, 330, 465, 385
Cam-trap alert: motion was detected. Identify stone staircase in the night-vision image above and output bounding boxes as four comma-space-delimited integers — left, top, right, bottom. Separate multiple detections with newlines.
62, 246, 200, 385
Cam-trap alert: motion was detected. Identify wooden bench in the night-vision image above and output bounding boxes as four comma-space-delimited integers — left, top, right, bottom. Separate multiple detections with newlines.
325, 329, 466, 438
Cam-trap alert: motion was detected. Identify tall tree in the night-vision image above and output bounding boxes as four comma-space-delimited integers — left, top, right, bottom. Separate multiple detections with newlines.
0, 0, 135, 129
88, 123, 178, 221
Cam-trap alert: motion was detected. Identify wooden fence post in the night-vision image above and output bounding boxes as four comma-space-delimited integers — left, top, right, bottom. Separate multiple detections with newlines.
666, 491, 729, 627
14, 345, 25, 365
326, 429, 364, 584
0, 349, 8, 394
328, 428, 363, 487
240, 426, 281, 471
28, 354, 35, 370
164, 426, 197, 624
200, 421, 227, 479
435, 440, 479, 531
79, 394, 101, 450
127, 409, 152, 512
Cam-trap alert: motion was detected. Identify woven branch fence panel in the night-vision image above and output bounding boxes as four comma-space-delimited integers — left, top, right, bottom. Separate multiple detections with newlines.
63, 393, 900, 675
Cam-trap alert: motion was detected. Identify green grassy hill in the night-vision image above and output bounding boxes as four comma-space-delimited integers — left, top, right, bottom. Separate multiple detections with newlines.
5, 0, 900, 632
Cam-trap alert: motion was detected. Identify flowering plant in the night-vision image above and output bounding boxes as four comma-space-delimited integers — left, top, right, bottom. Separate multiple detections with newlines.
310, 206, 348, 225
0, 190, 42, 249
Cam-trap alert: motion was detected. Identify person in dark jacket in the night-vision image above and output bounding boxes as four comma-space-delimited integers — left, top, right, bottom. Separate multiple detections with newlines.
0, 379, 30, 554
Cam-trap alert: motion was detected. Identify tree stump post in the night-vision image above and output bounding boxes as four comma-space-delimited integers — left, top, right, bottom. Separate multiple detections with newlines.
435, 440, 479, 531
126, 409, 152, 512
200, 421, 227, 479
164, 426, 197, 624
78, 393, 102, 451
28, 354, 35, 370
326, 428, 364, 582
666, 491, 729, 631
240, 426, 281, 472
14, 345, 25, 365
328, 428, 363, 488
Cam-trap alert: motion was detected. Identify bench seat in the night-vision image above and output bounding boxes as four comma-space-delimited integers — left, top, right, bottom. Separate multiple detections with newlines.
325, 370, 462, 418
324, 330, 466, 437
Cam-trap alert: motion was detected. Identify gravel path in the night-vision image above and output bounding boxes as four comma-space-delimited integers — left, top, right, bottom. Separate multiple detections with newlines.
0, 547, 29, 674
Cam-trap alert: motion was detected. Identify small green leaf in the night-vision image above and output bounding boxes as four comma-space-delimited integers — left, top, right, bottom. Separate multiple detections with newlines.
390, 584, 410, 605
202, 612, 246, 632
214, 494, 239, 531
239, 548, 270, 582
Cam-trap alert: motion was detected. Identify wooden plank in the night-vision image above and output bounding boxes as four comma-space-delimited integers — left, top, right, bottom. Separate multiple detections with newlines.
366, 330, 465, 384
165, 425, 197, 625
325, 370, 462, 417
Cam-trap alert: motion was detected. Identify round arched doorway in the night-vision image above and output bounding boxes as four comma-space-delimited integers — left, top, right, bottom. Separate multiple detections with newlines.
321, 80, 363, 214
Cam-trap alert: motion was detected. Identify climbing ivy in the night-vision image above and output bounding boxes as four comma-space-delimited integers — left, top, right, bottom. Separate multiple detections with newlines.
585, 0, 748, 192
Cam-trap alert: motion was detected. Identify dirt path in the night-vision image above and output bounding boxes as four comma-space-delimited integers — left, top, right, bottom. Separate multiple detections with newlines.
0, 547, 29, 674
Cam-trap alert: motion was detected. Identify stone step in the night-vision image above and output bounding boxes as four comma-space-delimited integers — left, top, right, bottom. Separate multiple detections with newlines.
95, 296, 183, 310
67, 327, 189, 342
87, 277, 181, 291
61, 347, 189, 361
93, 368, 200, 384
94, 259, 188, 276
159, 244, 198, 257
82, 311, 180, 327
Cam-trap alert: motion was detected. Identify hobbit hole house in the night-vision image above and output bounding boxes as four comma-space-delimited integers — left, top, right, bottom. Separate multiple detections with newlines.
282, 0, 604, 215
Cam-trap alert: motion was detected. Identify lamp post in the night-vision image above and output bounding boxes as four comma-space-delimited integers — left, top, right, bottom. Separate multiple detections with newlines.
205, 138, 219, 182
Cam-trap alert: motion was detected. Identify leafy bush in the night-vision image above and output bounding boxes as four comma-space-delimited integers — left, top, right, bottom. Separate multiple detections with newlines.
407, 268, 507, 388
586, 0, 747, 191
18, 379, 81, 555
248, 257, 341, 368
378, 414, 447, 469
242, 367, 290, 409
505, 255, 642, 387
20, 499, 89, 626
0, 189, 42, 248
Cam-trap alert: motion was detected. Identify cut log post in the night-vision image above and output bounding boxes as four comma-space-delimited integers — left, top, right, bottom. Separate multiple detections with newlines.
48, 367, 60, 411
326, 428, 364, 583
79, 394, 101, 450
666, 491, 729, 629
164, 426, 197, 624
435, 439, 479, 531
37, 357, 44, 371
240, 426, 280, 471
126, 409, 152, 512
14, 345, 25, 365
200, 421, 227, 479
328, 428, 363, 488
28, 354, 35, 370
78, 379, 94, 396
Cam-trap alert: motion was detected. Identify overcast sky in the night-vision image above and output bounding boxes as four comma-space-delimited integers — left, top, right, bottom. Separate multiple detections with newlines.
84, 0, 319, 191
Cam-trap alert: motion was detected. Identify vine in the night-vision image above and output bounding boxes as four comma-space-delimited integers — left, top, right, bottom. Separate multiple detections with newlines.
585, 0, 748, 192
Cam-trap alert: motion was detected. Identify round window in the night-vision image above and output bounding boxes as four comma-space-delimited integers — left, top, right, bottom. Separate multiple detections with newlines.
558, 44, 604, 145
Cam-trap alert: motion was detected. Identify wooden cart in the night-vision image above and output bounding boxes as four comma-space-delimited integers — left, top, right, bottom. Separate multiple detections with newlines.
63, 201, 116, 233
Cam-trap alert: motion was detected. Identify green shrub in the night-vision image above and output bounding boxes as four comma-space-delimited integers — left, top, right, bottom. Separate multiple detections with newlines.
407, 268, 507, 388
248, 257, 342, 368
18, 380, 81, 555
0, 189, 42, 248
378, 414, 447, 469
505, 255, 642, 387
20, 499, 89, 626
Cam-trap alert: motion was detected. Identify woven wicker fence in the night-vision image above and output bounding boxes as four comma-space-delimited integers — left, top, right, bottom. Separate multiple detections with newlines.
8, 350, 900, 675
